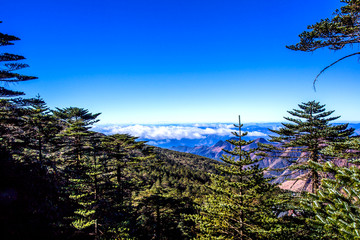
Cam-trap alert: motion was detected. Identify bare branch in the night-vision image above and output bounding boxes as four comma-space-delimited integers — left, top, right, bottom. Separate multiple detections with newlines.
313, 52, 360, 91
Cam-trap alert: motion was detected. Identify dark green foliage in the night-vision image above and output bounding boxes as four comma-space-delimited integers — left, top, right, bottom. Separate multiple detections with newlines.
0, 98, 221, 240
0, 21, 37, 97
0, 99, 28, 155
53, 107, 101, 163
287, 4, 360, 237
298, 139, 360, 239
2, 97, 357, 240
0, 150, 72, 240
154, 148, 220, 197
0, 100, 72, 240
287, 1, 360, 85
53, 107, 103, 236
301, 161, 360, 239
192, 116, 280, 240
287, 0, 360, 52
129, 148, 218, 239
322, 137, 360, 162
134, 182, 196, 240
99, 134, 155, 239
21, 96, 62, 164
261, 101, 354, 193
0, 20, 225, 240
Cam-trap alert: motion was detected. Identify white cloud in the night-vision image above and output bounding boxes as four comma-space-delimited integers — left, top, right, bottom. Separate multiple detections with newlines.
94, 124, 234, 140
193, 123, 233, 128
146, 139, 171, 146
246, 131, 267, 137
93, 124, 269, 140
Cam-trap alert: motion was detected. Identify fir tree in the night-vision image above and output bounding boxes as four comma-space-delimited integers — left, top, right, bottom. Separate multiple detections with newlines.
68, 137, 105, 238
53, 107, 100, 164
193, 116, 279, 240
100, 134, 154, 238
0, 98, 27, 159
134, 174, 197, 240
21, 96, 61, 165
53, 107, 102, 236
287, 0, 360, 86
287, 0, 360, 52
101, 134, 151, 207
298, 138, 360, 239
262, 101, 354, 193
301, 160, 360, 239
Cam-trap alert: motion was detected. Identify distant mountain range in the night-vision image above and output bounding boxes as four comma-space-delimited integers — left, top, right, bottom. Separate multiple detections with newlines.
172, 137, 261, 158
169, 136, 352, 192
171, 137, 291, 175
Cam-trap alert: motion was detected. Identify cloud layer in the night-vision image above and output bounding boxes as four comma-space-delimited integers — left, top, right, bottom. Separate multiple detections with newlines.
93, 124, 267, 140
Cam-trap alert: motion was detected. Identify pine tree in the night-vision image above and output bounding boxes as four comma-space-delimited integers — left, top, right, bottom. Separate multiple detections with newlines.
287, 0, 360, 52
262, 101, 354, 193
53, 107, 100, 164
134, 174, 197, 240
100, 134, 154, 238
101, 134, 151, 207
193, 116, 280, 240
298, 138, 360, 239
301, 160, 360, 239
0, 21, 37, 97
53, 107, 102, 236
68, 137, 105, 237
0, 23, 67, 240
20, 96, 62, 165
287, 0, 360, 85
0, 99, 27, 158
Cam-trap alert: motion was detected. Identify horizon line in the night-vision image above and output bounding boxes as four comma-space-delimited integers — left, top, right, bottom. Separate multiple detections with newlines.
94, 120, 360, 126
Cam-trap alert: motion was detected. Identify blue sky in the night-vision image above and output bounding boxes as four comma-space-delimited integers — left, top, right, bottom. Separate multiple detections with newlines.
1, 0, 360, 124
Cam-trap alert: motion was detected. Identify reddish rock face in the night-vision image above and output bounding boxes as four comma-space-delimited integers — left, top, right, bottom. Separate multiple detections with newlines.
171, 137, 354, 192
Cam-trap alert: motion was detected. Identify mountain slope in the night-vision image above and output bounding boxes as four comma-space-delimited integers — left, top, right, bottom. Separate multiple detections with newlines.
170, 138, 307, 191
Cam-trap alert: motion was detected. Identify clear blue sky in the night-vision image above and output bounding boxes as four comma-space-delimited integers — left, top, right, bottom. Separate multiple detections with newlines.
1, 0, 359, 124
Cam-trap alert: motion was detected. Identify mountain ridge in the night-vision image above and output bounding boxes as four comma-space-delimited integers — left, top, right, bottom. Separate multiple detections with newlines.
168, 137, 313, 192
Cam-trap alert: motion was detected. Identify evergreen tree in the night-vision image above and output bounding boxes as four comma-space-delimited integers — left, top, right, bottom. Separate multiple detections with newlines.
67, 137, 105, 238
262, 101, 354, 193
53, 107, 102, 236
0, 98, 28, 159
20, 96, 62, 165
134, 171, 197, 240
288, 0, 360, 52
100, 134, 154, 238
298, 138, 360, 239
193, 116, 279, 240
301, 160, 360, 239
101, 134, 152, 207
0, 21, 37, 97
287, 0, 360, 85
53, 107, 100, 164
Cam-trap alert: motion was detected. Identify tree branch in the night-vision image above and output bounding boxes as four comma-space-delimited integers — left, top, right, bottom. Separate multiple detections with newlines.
313, 52, 360, 91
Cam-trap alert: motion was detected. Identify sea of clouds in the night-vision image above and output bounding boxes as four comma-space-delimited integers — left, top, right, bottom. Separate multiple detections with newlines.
92, 122, 360, 148
92, 123, 268, 141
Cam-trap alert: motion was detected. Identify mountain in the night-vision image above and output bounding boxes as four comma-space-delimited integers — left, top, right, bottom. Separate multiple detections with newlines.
154, 146, 221, 174
170, 137, 270, 160
169, 137, 308, 191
